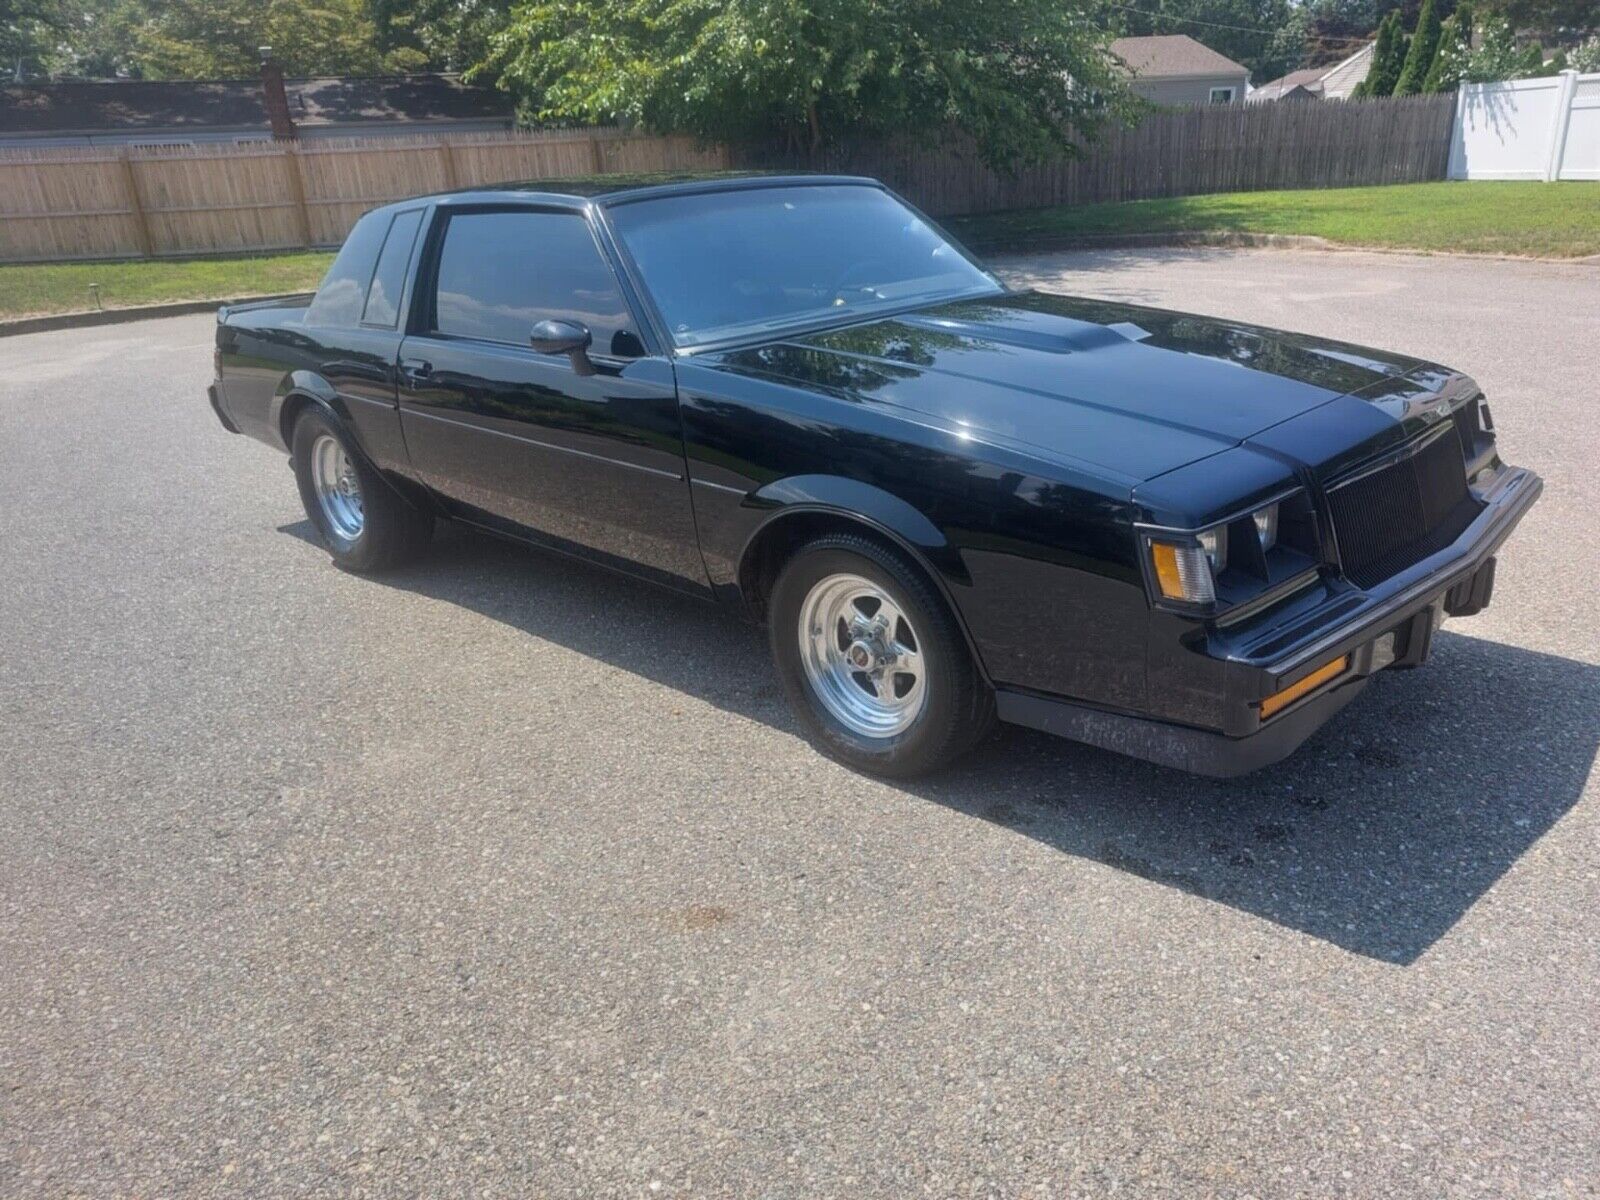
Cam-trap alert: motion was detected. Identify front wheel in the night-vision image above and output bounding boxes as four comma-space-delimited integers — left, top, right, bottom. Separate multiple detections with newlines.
768, 533, 994, 777
291, 407, 431, 572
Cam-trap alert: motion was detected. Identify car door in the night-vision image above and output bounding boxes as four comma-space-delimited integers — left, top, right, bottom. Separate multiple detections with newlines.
395, 205, 709, 594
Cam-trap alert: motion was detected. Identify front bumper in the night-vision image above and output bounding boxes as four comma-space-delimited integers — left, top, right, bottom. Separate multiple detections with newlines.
997, 464, 1542, 777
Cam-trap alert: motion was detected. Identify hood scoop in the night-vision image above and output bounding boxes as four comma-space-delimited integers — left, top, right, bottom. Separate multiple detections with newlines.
895, 311, 1135, 355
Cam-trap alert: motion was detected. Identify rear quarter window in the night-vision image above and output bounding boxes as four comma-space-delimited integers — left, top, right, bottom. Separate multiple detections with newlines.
304, 210, 392, 328
361, 209, 424, 328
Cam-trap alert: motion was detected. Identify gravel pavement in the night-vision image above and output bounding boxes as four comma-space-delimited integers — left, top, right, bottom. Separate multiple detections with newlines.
1, 247, 1597, 1198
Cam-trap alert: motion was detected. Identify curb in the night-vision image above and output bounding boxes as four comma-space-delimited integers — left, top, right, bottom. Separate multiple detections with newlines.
970, 230, 1600, 265
967, 231, 1334, 254
0, 292, 311, 338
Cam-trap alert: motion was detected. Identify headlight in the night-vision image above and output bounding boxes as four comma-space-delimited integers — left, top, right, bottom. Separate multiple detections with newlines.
1140, 495, 1309, 613
1252, 503, 1278, 552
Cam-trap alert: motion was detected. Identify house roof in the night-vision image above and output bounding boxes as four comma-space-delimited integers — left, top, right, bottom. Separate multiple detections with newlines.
0, 74, 514, 136
1317, 42, 1376, 100
1250, 42, 1374, 102
1110, 35, 1248, 80
1252, 67, 1330, 100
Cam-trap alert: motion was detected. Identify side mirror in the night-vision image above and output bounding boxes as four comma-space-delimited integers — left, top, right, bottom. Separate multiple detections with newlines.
530, 318, 596, 376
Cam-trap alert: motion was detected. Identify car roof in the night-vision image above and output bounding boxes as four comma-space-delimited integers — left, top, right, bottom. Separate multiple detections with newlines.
368, 172, 884, 216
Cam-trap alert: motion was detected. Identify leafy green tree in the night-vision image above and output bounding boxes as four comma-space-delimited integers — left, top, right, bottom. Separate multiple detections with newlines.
366, 0, 428, 68
133, 0, 423, 78
1475, 0, 1597, 38
51, 0, 146, 76
1354, 8, 1408, 94
1298, 0, 1454, 68
482, 0, 1131, 168
1258, 14, 1312, 82
1301, 0, 1381, 67
2, 0, 74, 77
378, 0, 512, 73
1573, 35, 1600, 71
1422, 2, 1472, 90
1394, 0, 1441, 92
1106, 0, 1300, 83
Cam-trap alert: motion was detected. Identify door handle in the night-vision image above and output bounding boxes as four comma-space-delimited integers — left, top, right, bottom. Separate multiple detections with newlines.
399, 357, 432, 385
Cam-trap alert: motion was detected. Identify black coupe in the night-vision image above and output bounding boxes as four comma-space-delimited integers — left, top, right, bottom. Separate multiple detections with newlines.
209, 174, 1541, 777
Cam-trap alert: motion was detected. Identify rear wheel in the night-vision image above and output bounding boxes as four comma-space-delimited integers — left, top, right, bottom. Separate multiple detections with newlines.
291, 407, 431, 572
768, 533, 994, 777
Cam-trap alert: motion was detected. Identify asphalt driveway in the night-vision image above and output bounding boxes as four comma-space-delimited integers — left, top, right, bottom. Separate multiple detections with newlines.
2, 247, 1597, 1197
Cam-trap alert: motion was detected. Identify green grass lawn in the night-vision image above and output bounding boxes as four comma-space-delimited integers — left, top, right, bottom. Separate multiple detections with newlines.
951, 182, 1600, 259
0, 251, 334, 320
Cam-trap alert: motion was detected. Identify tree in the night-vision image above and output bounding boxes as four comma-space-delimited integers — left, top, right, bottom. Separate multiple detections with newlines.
1354, 8, 1408, 94
1258, 13, 1311, 83
1475, 0, 1598, 38
1301, 0, 1382, 67
1298, 0, 1455, 68
379, 0, 512, 74
1463, 16, 1527, 79
133, 0, 423, 78
482, 0, 1131, 168
1105, 0, 1300, 83
1516, 39, 1544, 72
52, 0, 146, 77
1421, 2, 1472, 90
1393, 0, 1441, 92
2, 0, 74, 77
1573, 35, 1600, 71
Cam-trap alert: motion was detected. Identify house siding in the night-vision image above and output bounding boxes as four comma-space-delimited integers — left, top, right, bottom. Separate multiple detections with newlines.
1129, 74, 1249, 106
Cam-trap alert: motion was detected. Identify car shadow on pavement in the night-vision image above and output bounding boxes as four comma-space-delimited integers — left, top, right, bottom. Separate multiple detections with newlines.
284, 519, 1599, 967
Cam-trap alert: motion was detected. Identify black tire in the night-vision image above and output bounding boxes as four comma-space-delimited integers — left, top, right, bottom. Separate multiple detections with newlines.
768, 532, 995, 777
291, 406, 431, 572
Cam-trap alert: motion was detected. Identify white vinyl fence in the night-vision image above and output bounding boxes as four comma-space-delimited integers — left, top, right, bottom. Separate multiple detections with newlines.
1449, 70, 1600, 181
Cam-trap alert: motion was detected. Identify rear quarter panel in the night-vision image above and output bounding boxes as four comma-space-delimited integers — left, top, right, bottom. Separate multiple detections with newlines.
216, 306, 410, 476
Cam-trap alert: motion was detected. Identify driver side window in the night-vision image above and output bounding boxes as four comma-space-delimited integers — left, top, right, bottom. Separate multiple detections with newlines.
428, 210, 640, 356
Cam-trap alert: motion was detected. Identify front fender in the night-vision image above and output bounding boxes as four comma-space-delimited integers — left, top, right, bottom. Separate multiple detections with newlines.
749, 475, 961, 576
711, 474, 991, 682
697, 474, 970, 596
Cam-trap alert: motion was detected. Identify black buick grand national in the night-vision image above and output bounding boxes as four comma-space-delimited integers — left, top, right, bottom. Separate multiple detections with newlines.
209, 174, 1541, 778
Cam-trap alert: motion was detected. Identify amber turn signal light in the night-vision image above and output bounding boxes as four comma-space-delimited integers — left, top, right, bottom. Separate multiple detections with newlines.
1258, 654, 1349, 720
1149, 540, 1216, 605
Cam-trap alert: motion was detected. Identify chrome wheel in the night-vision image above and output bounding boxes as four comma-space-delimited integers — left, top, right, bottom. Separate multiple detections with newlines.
309, 434, 364, 541
797, 573, 926, 738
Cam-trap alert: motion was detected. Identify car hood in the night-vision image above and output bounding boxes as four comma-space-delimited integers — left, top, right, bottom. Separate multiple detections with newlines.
708, 290, 1433, 484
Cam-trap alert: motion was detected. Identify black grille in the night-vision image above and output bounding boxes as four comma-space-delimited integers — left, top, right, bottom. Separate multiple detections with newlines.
1327, 428, 1481, 589
1451, 401, 1480, 460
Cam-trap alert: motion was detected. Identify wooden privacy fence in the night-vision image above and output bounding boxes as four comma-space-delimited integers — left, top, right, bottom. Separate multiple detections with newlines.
0, 127, 730, 263
0, 95, 1455, 262
737, 93, 1458, 217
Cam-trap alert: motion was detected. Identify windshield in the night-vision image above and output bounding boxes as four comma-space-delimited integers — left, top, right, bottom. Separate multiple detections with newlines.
607, 184, 1003, 348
